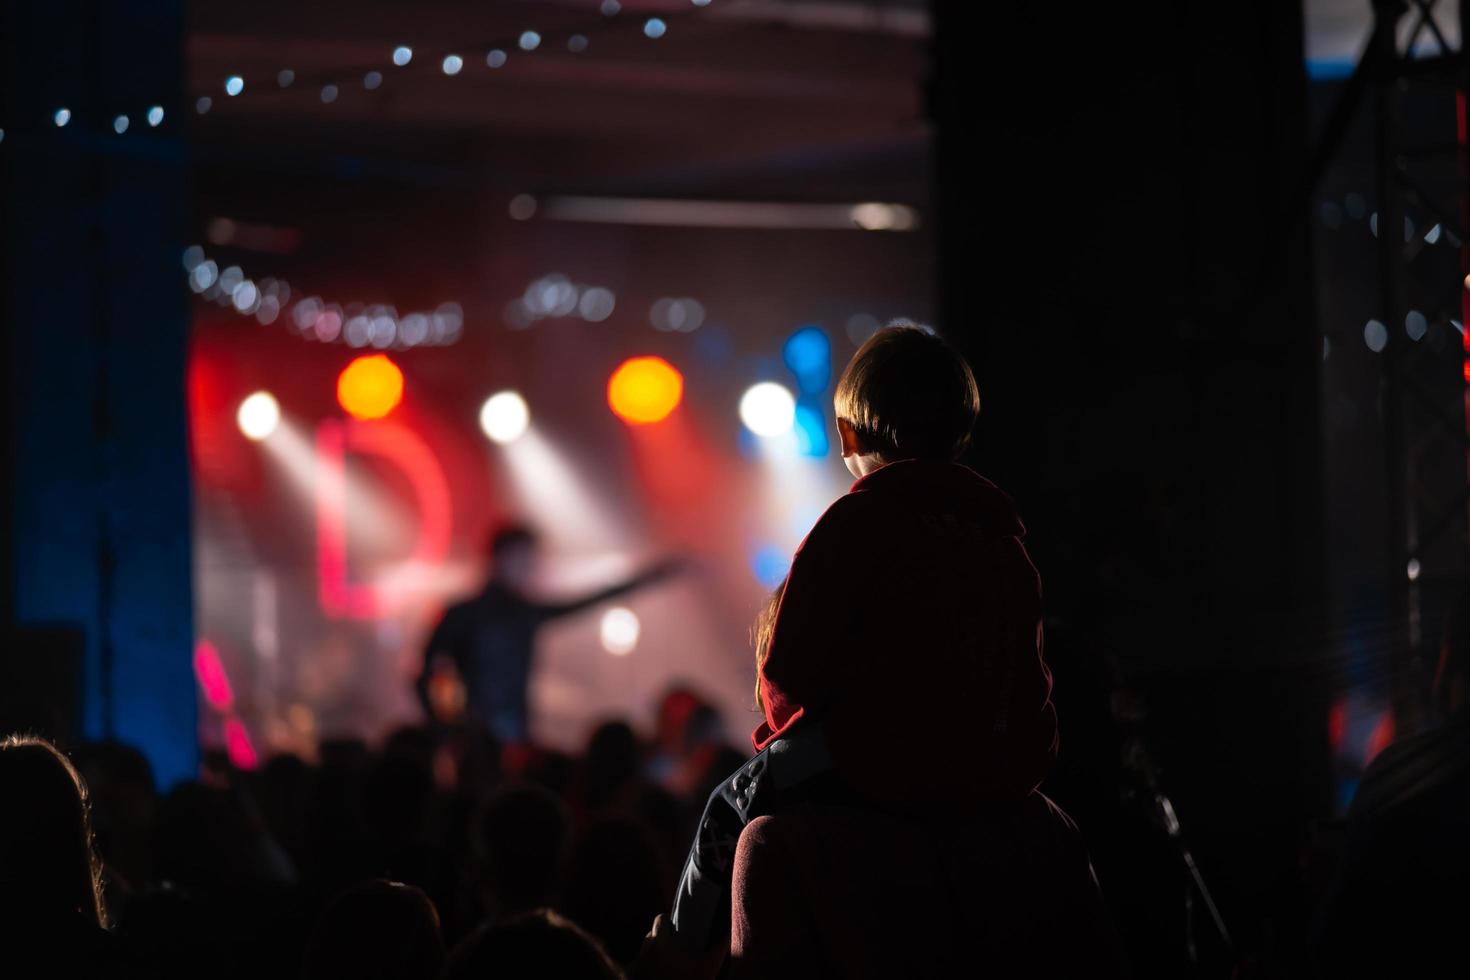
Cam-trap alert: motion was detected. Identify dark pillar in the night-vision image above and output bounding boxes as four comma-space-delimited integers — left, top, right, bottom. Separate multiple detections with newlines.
1, 0, 196, 786
931, 0, 1326, 972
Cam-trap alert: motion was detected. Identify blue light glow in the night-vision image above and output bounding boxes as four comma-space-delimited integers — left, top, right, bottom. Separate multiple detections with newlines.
751, 546, 790, 589
793, 402, 829, 456
783, 325, 831, 394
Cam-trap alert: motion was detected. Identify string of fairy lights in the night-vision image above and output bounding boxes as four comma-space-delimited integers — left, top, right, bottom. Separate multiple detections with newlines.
193, 3, 706, 118
1, 2, 717, 140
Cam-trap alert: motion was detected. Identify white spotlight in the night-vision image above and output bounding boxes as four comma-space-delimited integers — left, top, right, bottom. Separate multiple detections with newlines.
225, 75, 244, 96
392, 46, 413, 66
442, 54, 463, 75
600, 607, 640, 656
146, 105, 165, 126
237, 391, 281, 441
739, 382, 796, 437
479, 391, 530, 444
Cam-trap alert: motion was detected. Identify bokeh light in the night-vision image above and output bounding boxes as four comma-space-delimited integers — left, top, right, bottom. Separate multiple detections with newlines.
336, 354, 405, 420
644, 18, 668, 38
225, 75, 244, 96
237, 391, 281, 441
442, 54, 464, 75
54, 108, 71, 127
750, 546, 790, 589
393, 45, 413, 66
479, 391, 531, 444
147, 105, 165, 126
519, 31, 542, 51
740, 382, 797, 437
607, 356, 684, 425
487, 49, 508, 68
600, 607, 641, 655
783, 325, 832, 394
113, 115, 129, 134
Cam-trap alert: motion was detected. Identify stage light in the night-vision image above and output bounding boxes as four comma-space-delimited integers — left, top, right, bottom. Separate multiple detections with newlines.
223, 718, 259, 770
113, 114, 129, 134
400, 313, 429, 346
600, 607, 640, 655
314, 308, 343, 342
783, 326, 831, 394
845, 312, 880, 345
750, 546, 789, 589
509, 194, 538, 220
850, 202, 918, 231
190, 260, 218, 292
393, 45, 413, 66
1406, 310, 1428, 342
519, 31, 542, 51
608, 356, 684, 425
237, 391, 281, 441
487, 49, 508, 68
231, 280, 260, 314
337, 354, 404, 420
579, 287, 616, 322
345, 315, 371, 348
1364, 319, 1388, 353
740, 382, 796, 437
54, 108, 71, 127
480, 391, 530, 444
442, 54, 464, 75
147, 105, 165, 126
644, 17, 668, 38
193, 640, 236, 711
225, 75, 244, 96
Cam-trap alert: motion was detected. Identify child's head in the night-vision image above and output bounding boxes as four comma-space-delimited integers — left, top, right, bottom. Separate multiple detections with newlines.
833, 321, 980, 476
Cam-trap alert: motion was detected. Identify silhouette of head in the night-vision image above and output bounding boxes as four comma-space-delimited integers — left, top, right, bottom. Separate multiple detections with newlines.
474, 783, 571, 916
0, 735, 106, 927
834, 322, 981, 470
302, 879, 444, 980
583, 721, 640, 811
444, 909, 623, 980
559, 815, 670, 965
487, 523, 541, 590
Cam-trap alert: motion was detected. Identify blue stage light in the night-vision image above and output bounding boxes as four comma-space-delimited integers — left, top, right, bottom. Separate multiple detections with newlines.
783, 325, 831, 394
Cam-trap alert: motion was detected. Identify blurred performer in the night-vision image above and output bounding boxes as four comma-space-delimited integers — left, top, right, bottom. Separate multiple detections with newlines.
417, 524, 677, 743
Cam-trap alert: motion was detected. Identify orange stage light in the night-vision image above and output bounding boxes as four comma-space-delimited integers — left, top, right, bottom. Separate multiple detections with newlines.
607, 356, 683, 425
336, 354, 404, 420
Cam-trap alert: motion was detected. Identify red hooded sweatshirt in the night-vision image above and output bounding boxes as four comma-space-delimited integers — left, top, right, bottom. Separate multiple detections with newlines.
753, 459, 1058, 806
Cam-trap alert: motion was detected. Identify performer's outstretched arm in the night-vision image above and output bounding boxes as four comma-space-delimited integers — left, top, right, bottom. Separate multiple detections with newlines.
533, 558, 683, 620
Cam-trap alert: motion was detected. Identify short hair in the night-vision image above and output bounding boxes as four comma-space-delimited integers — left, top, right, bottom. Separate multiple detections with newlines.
303, 880, 444, 980
444, 910, 623, 980
833, 321, 980, 461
